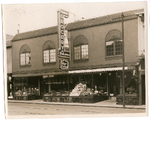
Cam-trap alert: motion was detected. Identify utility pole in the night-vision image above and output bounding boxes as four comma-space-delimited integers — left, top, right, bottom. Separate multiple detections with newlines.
113, 13, 126, 108
121, 13, 125, 108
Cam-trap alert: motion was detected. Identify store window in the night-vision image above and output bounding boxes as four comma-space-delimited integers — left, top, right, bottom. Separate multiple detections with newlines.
14, 77, 40, 99
105, 29, 122, 57
20, 45, 31, 66
43, 40, 56, 63
73, 35, 89, 60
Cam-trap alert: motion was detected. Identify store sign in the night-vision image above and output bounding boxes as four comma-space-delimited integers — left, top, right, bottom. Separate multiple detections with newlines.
49, 75, 54, 78
58, 9, 70, 58
43, 76, 48, 78
59, 59, 69, 70
43, 75, 54, 78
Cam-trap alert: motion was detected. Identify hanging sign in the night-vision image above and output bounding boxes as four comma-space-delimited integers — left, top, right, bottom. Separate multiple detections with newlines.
59, 59, 69, 70
57, 9, 70, 58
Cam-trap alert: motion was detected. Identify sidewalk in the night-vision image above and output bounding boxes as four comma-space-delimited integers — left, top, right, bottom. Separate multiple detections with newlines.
7, 98, 146, 110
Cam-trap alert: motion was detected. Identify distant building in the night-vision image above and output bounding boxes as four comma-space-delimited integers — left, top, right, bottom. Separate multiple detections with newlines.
11, 9, 145, 105
6, 34, 14, 99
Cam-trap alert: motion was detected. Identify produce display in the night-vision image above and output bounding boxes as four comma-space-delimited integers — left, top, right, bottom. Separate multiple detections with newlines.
69, 83, 87, 96
43, 83, 107, 98
15, 88, 40, 96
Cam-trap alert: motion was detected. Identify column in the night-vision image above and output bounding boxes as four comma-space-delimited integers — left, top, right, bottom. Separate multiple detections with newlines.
120, 72, 123, 94
138, 72, 142, 105
48, 78, 51, 93
92, 73, 93, 89
38, 78, 40, 96
79, 75, 81, 83
106, 72, 109, 96
68, 75, 70, 91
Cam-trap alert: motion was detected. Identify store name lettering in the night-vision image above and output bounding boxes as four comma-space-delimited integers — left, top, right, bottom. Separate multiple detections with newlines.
58, 10, 69, 57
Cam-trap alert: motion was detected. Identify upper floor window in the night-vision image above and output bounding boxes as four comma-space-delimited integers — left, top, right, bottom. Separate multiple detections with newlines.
73, 35, 89, 60
43, 40, 56, 63
105, 29, 122, 57
20, 45, 31, 66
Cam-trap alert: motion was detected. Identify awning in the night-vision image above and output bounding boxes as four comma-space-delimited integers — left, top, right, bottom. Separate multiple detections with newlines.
69, 67, 132, 74
12, 71, 68, 77
12, 66, 135, 77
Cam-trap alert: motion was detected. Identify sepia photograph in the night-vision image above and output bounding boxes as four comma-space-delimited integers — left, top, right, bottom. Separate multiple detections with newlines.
2, 1, 148, 119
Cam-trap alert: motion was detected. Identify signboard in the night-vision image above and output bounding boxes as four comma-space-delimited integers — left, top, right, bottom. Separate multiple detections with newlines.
43, 75, 54, 78
59, 59, 69, 70
57, 9, 70, 58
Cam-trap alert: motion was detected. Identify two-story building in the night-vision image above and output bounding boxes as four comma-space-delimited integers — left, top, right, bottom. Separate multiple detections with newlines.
11, 8, 145, 105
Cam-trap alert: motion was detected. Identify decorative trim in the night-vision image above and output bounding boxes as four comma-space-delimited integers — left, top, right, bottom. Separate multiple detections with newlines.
105, 55, 122, 61
73, 59, 89, 63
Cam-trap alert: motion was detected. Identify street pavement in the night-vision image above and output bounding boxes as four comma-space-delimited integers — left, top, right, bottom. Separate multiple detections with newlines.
7, 102, 146, 116
7, 98, 146, 109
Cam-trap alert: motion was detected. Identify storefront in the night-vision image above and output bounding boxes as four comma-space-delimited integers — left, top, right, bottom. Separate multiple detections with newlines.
13, 76, 41, 100
42, 66, 138, 103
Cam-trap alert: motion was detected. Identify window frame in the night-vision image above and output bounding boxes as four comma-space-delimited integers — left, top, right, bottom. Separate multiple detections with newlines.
43, 49, 56, 64
20, 52, 31, 66
73, 44, 89, 60
106, 39, 123, 58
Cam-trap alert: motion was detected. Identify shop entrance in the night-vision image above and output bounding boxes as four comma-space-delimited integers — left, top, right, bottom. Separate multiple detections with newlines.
93, 73, 107, 92
108, 72, 119, 96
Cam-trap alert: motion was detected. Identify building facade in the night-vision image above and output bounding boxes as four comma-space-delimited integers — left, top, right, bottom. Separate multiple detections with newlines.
6, 34, 14, 99
11, 9, 145, 104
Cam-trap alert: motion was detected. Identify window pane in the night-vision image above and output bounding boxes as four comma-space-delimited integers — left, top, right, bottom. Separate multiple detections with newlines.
44, 50, 49, 63
106, 41, 114, 56
74, 46, 80, 60
26, 53, 31, 64
50, 49, 56, 62
115, 40, 123, 55
20, 53, 25, 65
81, 45, 88, 59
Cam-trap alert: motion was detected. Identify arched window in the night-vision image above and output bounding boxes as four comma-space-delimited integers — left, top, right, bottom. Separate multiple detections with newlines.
105, 29, 122, 57
43, 40, 56, 63
20, 44, 31, 66
73, 35, 89, 60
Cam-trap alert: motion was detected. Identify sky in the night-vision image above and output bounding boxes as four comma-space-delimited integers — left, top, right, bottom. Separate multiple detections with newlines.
2, 1, 147, 36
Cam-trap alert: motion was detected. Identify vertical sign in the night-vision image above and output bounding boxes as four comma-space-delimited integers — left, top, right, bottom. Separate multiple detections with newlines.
57, 9, 69, 58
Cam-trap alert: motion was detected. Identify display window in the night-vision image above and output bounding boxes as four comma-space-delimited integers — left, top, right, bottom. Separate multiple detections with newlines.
14, 77, 40, 97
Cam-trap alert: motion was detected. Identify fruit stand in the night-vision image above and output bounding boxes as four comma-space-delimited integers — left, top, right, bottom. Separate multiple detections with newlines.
14, 88, 40, 100
43, 83, 108, 103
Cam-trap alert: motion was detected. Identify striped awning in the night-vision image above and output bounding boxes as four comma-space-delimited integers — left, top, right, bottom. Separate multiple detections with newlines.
69, 67, 133, 74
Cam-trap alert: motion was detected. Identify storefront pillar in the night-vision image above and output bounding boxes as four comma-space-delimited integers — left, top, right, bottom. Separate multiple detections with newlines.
48, 78, 51, 93
79, 75, 81, 83
138, 72, 142, 105
92, 73, 93, 89
38, 78, 40, 95
106, 72, 109, 96
68, 75, 70, 91
120, 72, 123, 94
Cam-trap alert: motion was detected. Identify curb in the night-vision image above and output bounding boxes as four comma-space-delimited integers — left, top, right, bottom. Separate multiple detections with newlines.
7, 100, 146, 110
